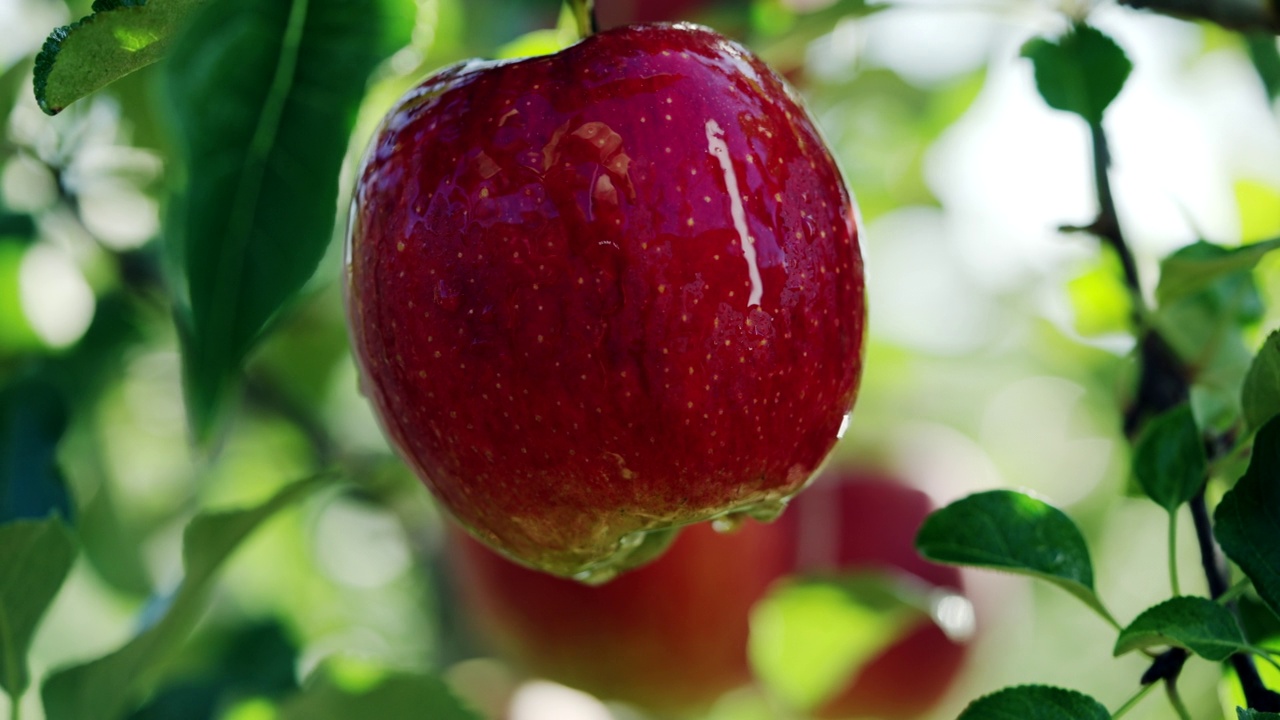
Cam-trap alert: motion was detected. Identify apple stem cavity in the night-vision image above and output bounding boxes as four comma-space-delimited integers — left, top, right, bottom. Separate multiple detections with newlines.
569, 0, 599, 39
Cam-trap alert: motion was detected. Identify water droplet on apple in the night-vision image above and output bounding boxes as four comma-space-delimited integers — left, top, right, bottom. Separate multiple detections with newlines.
572, 565, 618, 586
744, 497, 790, 522
836, 412, 851, 439
711, 515, 744, 533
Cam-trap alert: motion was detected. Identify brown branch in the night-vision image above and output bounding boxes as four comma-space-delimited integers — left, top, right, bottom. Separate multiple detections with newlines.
1118, 0, 1280, 34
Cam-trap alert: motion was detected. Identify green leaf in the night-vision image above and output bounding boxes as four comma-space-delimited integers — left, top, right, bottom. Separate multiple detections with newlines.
1154, 241, 1267, 432
748, 573, 933, 711
1216, 416, 1280, 619
1244, 330, 1280, 431
916, 490, 1114, 625
161, 0, 381, 443
1114, 596, 1248, 661
1157, 238, 1280, 307
278, 659, 481, 720
1245, 33, 1280, 103
1021, 22, 1132, 125
1239, 709, 1280, 719
0, 518, 76, 700
0, 212, 36, 241
956, 685, 1110, 720
0, 378, 74, 523
33, 0, 208, 115
41, 473, 334, 720
1132, 404, 1206, 513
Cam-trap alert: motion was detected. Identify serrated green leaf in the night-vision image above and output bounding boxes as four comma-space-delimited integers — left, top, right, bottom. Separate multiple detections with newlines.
1114, 596, 1248, 661
0, 518, 76, 699
1215, 416, 1280, 619
1157, 238, 1280, 307
748, 573, 930, 711
957, 685, 1110, 720
162, 0, 381, 443
279, 660, 481, 720
41, 473, 334, 720
1244, 330, 1280, 431
33, 0, 207, 115
1239, 709, 1280, 719
1021, 22, 1132, 124
1133, 404, 1206, 512
916, 490, 1114, 626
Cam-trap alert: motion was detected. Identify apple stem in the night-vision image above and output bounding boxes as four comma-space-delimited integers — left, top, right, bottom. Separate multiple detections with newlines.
569, 0, 598, 39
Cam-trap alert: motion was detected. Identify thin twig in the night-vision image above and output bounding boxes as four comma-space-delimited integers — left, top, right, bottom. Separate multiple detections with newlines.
1082, 116, 1279, 710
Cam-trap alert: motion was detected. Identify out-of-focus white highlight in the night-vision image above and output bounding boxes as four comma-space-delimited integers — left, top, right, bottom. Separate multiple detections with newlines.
981, 376, 1113, 506
932, 591, 977, 642
509, 680, 615, 720
314, 499, 412, 588
19, 244, 93, 348
863, 207, 1002, 354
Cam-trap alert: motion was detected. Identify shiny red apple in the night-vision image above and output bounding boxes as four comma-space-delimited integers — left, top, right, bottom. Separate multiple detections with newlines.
446, 468, 972, 716
346, 23, 865, 578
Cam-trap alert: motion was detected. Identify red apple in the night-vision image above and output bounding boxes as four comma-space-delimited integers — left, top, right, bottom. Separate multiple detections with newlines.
786, 471, 971, 719
447, 518, 794, 715
446, 468, 972, 717
347, 24, 865, 578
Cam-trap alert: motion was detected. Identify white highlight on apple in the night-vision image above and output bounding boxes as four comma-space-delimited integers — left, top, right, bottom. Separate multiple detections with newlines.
705, 119, 763, 308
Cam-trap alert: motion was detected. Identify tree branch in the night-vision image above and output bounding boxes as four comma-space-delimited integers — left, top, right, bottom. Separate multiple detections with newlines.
1118, 0, 1280, 35
1081, 117, 1279, 710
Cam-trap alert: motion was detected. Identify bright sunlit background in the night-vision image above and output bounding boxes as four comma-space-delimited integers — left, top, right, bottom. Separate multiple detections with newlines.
2, 0, 1279, 718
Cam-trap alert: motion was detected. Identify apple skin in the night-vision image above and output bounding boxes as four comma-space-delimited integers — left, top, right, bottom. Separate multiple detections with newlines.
446, 469, 970, 717
447, 518, 793, 715
787, 472, 970, 719
347, 23, 866, 578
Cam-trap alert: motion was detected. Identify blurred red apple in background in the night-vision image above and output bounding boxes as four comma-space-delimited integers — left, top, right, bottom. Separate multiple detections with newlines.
446, 468, 973, 717
786, 471, 971, 719
447, 518, 793, 715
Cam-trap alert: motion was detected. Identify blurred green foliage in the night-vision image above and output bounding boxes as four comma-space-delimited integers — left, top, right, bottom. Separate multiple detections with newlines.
2, 0, 1279, 718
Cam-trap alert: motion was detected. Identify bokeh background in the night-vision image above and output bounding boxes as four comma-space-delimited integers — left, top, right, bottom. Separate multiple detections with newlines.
2, 0, 1279, 718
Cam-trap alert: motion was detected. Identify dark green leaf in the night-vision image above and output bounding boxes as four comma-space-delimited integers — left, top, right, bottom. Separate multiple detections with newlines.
161, 0, 381, 442
1021, 22, 1132, 124
42, 473, 334, 720
1155, 241, 1267, 431
279, 661, 481, 720
1114, 596, 1248, 661
1244, 330, 1280, 431
0, 378, 73, 523
1157, 238, 1280, 307
749, 573, 936, 710
0, 518, 76, 699
1239, 709, 1280, 719
916, 490, 1112, 624
1245, 33, 1280, 102
956, 685, 1110, 720
1215, 416, 1280, 619
1132, 404, 1206, 512
33, 0, 207, 115
128, 621, 299, 720
0, 212, 36, 241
